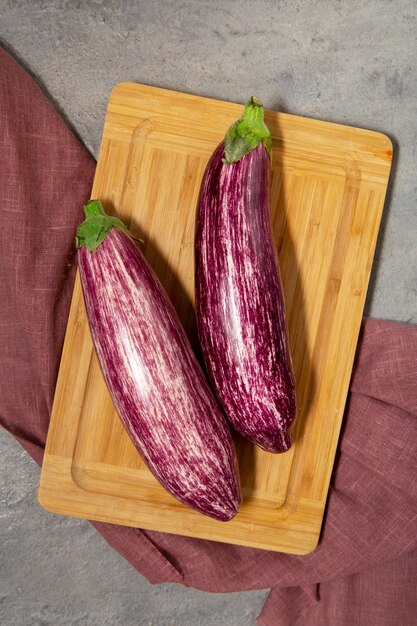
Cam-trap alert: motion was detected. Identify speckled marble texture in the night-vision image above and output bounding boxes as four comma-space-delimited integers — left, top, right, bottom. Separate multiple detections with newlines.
1, 1, 416, 624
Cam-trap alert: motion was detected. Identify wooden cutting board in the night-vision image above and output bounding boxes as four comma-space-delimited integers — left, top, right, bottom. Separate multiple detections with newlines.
38, 83, 392, 554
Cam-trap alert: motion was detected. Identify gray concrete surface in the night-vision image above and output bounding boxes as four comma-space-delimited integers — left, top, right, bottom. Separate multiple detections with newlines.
1, 1, 416, 624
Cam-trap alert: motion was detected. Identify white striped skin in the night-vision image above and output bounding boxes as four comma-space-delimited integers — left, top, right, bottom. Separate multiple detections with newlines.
195, 142, 297, 453
78, 229, 241, 521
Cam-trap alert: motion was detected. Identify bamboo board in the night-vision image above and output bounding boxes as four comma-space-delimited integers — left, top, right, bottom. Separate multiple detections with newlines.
38, 83, 392, 554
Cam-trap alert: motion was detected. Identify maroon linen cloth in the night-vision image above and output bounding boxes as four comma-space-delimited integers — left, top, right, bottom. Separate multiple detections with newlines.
1, 46, 416, 625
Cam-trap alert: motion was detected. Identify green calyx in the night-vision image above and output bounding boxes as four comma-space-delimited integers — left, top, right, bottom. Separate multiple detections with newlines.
76, 200, 131, 252
223, 96, 272, 164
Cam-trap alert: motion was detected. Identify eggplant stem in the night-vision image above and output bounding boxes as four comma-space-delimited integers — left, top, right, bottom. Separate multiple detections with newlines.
76, 200, 132, 252
223, 96, 272, 164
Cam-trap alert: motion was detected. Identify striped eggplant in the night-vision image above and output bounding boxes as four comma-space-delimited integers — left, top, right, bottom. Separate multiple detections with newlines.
195, 97, 296, 453
76, 200, 241, 521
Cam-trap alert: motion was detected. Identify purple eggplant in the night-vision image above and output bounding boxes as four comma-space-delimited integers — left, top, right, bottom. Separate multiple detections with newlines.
76, 200, 241, 521
195, 97, 296, 453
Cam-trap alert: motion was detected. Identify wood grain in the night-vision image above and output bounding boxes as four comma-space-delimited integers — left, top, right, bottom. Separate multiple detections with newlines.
38, 82, 392, 554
